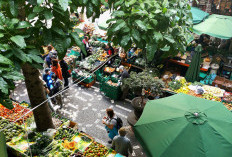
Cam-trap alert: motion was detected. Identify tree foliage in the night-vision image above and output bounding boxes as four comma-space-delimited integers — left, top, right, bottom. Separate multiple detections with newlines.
0, 0, 104, 109
107, 0, 193, 62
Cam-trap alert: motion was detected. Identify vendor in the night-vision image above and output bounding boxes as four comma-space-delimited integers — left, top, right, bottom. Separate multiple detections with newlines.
82, 36, 92, 58
119, 66, 130, 100
104, 43, 114, 57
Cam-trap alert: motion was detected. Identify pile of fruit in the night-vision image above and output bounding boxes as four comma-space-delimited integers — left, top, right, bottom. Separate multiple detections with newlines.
62, 140, 76, 151
0, 118, 25, 142
223, 92, 232, 103
203, 85, 225, 97
223, 102, 232, 111
174, 85, 190, 94
202, 93, 221, 102
187, 90, 203, 98
107, 80, 119, 87
20, 102, 30, 108
104, 67, 115, 73
54, 127, 76, 141
83, 142, 108, 157
0, 102, 33, 125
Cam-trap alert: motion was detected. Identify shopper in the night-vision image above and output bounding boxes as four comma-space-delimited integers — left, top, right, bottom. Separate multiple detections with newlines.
51, 74, 63, 109
60, 60, 71, 88
42, 68, 54, 91
51, 59, 63, 80
82, 36, 92, 57
118, 65, 130, 100
112, 127, 133, 157
102, 108, 119, 144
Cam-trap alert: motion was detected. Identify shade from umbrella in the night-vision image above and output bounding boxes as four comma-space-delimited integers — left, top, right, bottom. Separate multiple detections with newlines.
185, 45, 202, 82
191, 7, 209, 24
134, 93, 232, 157
193, 14, 232, 39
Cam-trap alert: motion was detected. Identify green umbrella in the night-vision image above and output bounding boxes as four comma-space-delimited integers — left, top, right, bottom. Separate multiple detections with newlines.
134, 93, 232, 157
191, 7, 209, 24
185, 45, 202, 82
0, 132, 8, 157
193, 14, 232, 39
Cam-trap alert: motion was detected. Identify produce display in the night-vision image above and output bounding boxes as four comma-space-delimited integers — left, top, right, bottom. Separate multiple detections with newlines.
104, 67, 115, 73
83, 142, 108, 157
202, 85, 225, 97
0, 102, 33, 125
223, 102, 232, 111
54, 127, 77, 141
223, 92, 232, 103
202, 93, 221, 101
107, 80, 119, 87
0, 118, 25, 142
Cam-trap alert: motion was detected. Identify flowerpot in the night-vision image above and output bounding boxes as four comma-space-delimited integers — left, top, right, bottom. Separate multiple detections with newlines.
131, 97, 148, 119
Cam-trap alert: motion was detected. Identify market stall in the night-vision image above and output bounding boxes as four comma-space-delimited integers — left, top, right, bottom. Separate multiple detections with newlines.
0, 101, 124, 157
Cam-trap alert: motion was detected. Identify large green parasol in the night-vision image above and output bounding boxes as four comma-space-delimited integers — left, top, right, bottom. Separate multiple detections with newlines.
193, 14, 232, 39
191, 7, 209, 24
185, 45, 202, 82
134, 93, 232, 157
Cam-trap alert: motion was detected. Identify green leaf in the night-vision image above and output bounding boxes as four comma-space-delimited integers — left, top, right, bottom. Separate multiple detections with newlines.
0, 78, 8, 94
135, 20, 147, 31
44, 11, 53, 20
131, 29, 140, 42
73, 28, 84, 34
37, 0, 44, 5
86, 3, 94, 18
9, 0, 18, 17
12, 48, 27, 62
91, 0, 99, 6
160, 45, 170, 51
31, 63, 43, 69
28, 54, 44, 64
58, 0, 68, 11
125, 0, 137, 7
17, 21, 31, 29
28, 49, 40, 55
0, 97, 14, 109
112, 20, 126, 32
114, 0, 124, 8
164, 35, 175, 43
146, 43, 157, 62
10, 35, 26, 48
153, 32, 163, 41
0, 54, 13, 66
28, 13, 37, 20
63, 37, 71, 49
120, 35, 131, 47
33, 6, 43, 13
3, 71, 24, 81
71, 32, 86, 56
112, 11, 125, 17
53, 27, 66, 36
163, 8, 167, 13
0, 33, 4, 38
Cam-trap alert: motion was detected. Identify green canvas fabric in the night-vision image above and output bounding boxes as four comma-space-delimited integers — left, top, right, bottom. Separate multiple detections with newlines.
134, 93, 232, 157
193, 14, 232, 39
191, 7, 209, 24
0, 132, 8, 157
185, 45, 202, 82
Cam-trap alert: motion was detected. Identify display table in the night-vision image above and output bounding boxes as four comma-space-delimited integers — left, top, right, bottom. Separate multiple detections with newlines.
169, 59, 209, 72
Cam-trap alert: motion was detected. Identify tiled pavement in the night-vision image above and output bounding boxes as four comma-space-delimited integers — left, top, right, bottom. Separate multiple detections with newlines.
12, 80, 146, 157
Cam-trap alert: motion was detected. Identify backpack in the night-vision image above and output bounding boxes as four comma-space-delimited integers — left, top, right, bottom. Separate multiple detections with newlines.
113, 117, 123, 129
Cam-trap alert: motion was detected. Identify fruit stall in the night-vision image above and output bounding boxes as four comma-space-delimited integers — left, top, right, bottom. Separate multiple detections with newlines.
164, 77, 232, 111
0, 101, 124, 157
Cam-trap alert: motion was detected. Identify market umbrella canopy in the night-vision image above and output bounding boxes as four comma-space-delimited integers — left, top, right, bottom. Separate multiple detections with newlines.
191, 7, 209, 24
193, 14, 232, 39
185, 45, 202, 82
134, 93, 232, 157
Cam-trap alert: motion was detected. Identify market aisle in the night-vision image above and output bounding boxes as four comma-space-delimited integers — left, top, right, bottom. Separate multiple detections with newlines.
12, 81, 146, 157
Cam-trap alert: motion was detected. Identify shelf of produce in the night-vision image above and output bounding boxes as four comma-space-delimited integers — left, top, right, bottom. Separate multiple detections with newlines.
169, 59, 208, 72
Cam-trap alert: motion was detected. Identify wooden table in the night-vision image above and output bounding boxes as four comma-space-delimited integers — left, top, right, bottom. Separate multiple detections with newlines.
169, 59, 208, 72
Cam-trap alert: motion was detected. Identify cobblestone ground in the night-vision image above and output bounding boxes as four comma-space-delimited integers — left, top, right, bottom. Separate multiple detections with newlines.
12, 80, 146, 157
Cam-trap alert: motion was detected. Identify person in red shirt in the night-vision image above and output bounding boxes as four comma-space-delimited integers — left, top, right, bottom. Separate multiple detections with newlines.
51, 59, 63, 80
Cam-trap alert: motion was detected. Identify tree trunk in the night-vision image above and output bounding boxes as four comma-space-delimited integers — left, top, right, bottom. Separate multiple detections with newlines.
22, 63, 54, 131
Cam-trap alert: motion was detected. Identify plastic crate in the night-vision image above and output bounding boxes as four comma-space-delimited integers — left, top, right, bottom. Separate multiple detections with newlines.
101, 78, 122, 100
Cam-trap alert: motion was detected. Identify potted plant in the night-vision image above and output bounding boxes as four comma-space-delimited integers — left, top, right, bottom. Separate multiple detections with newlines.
122, 69, 164, 120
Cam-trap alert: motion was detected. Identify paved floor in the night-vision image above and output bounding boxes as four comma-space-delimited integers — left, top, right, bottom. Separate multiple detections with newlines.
12, 80, 146, 157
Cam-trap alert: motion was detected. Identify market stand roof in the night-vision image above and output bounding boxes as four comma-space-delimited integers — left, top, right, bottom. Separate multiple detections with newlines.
191, 7, 209, 24
193, 14, 232, 39
134, 93, 232, 157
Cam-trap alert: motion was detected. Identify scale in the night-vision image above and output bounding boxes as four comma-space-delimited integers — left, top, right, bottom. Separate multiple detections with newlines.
222, 56, 232, 80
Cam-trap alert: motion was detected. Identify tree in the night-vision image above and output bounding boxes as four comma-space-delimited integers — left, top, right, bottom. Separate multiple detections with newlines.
107, 0, 192, 63
0, 0, 104, 131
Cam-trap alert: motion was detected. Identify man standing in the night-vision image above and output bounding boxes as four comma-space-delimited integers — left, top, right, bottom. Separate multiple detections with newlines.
112, 127, 133, 157
42, 68, 54, 91
51, 74, 63, 109
119, 66, 130, 100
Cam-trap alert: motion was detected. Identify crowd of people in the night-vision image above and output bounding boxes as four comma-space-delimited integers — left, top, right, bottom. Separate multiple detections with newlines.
42, 45, 70, 109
